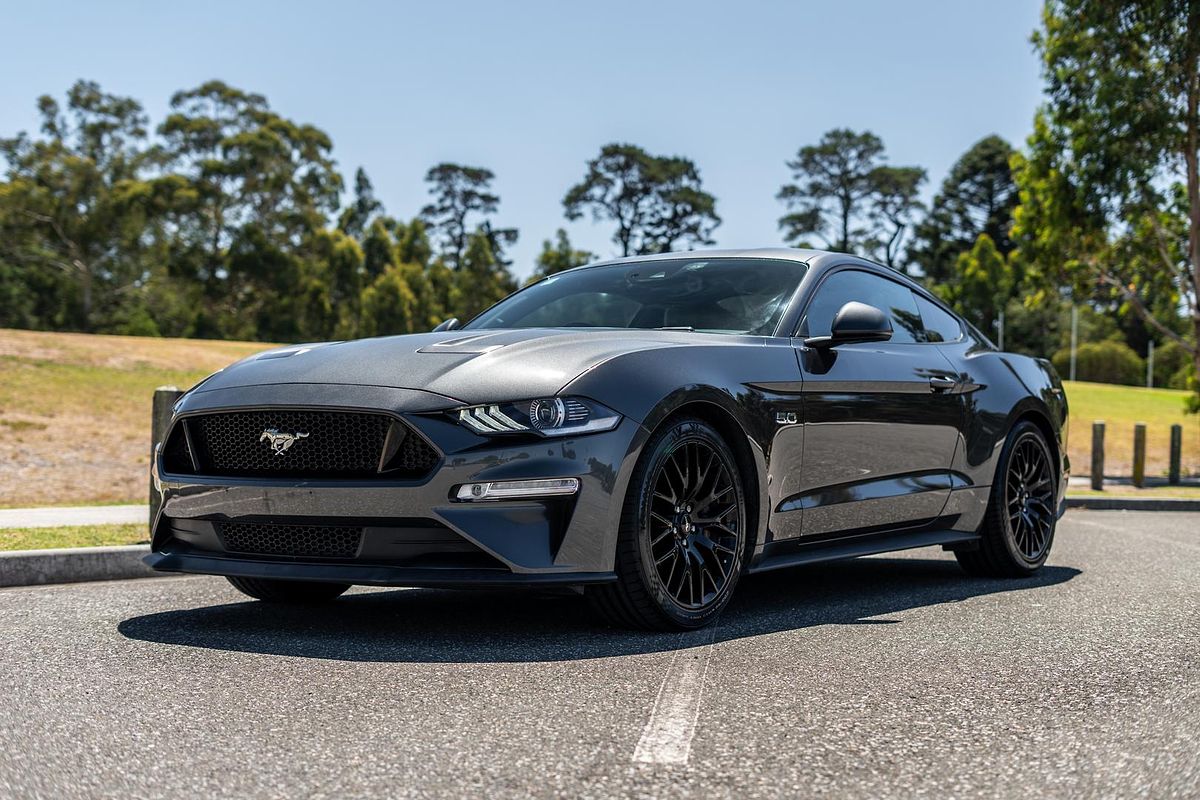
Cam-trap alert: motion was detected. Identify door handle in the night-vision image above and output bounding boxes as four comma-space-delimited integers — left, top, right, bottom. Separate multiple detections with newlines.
928, 376, 958, 393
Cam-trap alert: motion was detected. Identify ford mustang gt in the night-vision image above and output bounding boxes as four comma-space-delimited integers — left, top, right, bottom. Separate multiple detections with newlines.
147, 249, 1069, 630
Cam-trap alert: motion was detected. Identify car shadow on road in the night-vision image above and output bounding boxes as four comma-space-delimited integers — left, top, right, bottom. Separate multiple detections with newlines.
117, 555, 1080, 663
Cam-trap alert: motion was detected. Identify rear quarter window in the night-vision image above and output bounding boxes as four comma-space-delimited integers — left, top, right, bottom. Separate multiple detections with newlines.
915, 295, 963, 343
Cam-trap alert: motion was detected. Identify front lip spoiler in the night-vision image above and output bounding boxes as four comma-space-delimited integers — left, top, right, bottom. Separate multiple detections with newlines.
144, 550, 617, 588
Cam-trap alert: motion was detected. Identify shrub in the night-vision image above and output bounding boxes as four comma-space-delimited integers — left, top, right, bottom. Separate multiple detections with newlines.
1052, 340, 1145, 385
1152, 339, 1196, 390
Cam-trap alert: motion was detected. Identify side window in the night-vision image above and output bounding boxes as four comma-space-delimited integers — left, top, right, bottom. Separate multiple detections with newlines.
914, 294, 963, 343
799, 270, 922, 344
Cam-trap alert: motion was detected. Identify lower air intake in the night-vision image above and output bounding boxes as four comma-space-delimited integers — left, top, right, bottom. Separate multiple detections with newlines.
218, 522, 364, 559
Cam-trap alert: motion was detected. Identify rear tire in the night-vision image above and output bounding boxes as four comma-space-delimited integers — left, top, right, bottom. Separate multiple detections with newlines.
226, 576, 350, 603
956, 420, 1057, 578
588, 417, 747, 630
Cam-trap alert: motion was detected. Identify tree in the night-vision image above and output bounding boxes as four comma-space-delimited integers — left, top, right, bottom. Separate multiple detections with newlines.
777, 129, 925, 264
419, 163, 516, 268
360, 263, 418, 337
338, 167, 382, 238
530, 229, 594, 281
563, 143, 720, 256
777, 129, 884, 253
866, 166, 926, 271
454, 230, 518, 321
936, 233, 1017, 335
156, 80, 342, 337
1017, 0, 1200, 407
910, 135, 1019, 283
0, 80, 156, 331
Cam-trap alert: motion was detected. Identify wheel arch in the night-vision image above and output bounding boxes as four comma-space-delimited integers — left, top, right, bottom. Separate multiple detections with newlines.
1004, 403, 1064, 491
639, 392, 769, 569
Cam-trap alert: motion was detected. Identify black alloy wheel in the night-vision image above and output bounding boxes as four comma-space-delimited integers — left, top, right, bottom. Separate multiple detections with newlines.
647, 438, 741, 609
956, 421, 1057, 578
588, 417, 747, 630
1005, 433, 1056, 562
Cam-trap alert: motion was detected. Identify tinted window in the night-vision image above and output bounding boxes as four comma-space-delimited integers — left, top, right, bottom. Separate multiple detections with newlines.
517, 292, 639, 328
915, 294, 963, 343
465, 258, 807, 335
800, 270, 922, 344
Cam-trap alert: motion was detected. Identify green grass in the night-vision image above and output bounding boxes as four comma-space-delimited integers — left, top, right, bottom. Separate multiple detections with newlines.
0, 523, 148, 551
1063, 380, 1199, 478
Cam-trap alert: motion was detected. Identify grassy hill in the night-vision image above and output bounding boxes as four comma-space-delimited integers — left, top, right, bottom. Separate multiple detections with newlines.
0, 329, 1195, 507
0, 329, 269, 506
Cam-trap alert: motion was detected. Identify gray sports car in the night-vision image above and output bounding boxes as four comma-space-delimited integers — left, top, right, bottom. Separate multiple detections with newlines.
148, 248, 1069, 630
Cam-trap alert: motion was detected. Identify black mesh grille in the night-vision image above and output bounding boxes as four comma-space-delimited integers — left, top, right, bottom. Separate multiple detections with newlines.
218, 522, 363, 558
180, 410, 439, 479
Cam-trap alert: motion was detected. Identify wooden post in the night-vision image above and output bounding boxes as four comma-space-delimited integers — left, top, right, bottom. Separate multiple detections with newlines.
150, 386, 184, 530
1090, 421, 1105, 491
1132, 422, 1147, 488
1169, 424, 1183, 486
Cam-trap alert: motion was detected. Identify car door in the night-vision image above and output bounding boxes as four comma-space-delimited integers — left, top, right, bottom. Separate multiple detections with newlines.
790, 268, 963, 536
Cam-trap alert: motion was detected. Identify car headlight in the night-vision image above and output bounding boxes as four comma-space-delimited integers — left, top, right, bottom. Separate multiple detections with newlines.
455, 397, 621, 437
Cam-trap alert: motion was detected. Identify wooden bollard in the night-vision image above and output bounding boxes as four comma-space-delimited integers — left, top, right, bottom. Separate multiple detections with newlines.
150, 386, 185, 530
1169, 424, 1182, 485
1090, 421, 1105, 491
1132, 422, 1147, 488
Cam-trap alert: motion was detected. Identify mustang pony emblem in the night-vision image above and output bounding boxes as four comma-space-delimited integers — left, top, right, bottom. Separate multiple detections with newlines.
259, 429, 309, 456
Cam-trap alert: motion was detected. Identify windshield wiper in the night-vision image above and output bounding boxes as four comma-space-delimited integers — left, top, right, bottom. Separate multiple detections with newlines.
655, 326, 695, 331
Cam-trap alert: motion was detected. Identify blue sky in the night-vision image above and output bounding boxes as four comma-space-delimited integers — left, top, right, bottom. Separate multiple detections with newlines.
0, 1, 1045, 279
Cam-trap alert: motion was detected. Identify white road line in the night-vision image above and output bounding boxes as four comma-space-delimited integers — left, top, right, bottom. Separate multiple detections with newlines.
632, 625, 717, 766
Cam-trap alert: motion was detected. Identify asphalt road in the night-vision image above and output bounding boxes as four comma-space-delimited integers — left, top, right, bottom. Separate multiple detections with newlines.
2, 511, 1197, 799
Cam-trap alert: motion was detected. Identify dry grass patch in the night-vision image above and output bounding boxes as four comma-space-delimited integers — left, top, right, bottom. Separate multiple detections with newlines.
0, 329, 271, 506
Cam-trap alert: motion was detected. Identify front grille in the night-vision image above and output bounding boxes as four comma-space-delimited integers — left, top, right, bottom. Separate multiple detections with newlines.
173, 409, 439, 480
218, 521, 363, 559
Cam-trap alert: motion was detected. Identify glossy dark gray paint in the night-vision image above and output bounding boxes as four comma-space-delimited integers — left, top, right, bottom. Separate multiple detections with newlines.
148, 248, 1069, 586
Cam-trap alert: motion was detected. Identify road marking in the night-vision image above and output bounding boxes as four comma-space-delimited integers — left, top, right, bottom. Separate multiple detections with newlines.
632, 625, 717, 766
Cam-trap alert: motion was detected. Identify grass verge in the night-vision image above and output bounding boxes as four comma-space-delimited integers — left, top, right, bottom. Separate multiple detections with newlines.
0, 523, 148, 551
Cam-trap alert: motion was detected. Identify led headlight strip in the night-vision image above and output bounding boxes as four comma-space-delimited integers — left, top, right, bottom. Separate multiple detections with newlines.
456, 397, 620, 437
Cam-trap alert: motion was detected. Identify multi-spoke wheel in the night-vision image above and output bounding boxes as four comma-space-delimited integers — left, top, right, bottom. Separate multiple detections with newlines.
956, 421, 1057, 577
588, 417, 747, 630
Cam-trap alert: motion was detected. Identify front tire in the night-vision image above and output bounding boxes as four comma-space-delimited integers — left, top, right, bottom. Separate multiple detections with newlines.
956, 421, 1057, 578
226, 576, 350, 603
588, 417, 747, 630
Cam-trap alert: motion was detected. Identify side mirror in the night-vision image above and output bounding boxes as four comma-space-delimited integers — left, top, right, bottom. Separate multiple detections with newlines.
805, 302, 892, 348
432, 317, 461, 332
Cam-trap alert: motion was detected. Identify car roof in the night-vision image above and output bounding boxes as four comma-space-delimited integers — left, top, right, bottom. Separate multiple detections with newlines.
574, 247, 921, 290
581, 247, 825, 268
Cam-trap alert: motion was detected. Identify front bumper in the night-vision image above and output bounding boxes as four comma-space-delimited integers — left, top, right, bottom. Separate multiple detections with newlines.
148, 383, 649, 585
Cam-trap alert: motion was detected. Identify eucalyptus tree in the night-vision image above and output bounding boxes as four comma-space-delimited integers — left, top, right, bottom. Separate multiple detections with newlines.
563, 143, 720, 256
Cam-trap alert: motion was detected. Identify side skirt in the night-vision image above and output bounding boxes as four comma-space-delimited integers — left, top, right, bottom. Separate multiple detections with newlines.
749, 527, 981, 575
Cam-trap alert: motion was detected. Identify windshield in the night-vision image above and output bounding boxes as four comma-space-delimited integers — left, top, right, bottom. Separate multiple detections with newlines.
464, 258, 808, 335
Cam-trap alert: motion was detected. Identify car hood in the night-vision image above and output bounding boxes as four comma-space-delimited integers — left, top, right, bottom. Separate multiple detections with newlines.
192, 328, 722, 405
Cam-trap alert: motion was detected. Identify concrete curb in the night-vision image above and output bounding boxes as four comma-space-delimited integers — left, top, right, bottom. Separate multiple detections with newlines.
1066, 496, 1200, 512
0, 545, 160, 588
